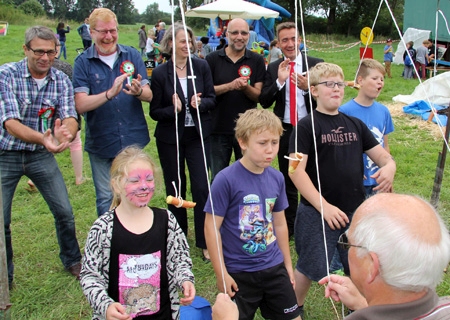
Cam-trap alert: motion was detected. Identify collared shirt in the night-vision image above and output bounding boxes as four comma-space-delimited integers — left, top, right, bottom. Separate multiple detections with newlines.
205, 48, 266, 135
0, 58, 76, 151
73, 44, 150, 158
276, 55, 307, 124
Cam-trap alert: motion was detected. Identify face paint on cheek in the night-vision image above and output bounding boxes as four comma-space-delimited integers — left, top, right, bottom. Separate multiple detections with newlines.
124, 170, 155, 207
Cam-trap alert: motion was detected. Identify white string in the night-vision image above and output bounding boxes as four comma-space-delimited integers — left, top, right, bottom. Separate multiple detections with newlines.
176, 0, 227, 294
295, 1, 342, 318
170, 5, 183, 200
353, 0, 383, 83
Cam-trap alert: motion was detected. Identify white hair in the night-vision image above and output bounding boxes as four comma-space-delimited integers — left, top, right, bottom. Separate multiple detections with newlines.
352, 200, 450, 292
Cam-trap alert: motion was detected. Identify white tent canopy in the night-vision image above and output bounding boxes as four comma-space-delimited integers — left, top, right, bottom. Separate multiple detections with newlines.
185, 0, 279, 20
393, 71, 450, 106
393, 28, 430, 65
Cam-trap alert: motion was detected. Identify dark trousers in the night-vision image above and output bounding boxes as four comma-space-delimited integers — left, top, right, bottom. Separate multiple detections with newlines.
279, 123, 299, 237
156, 127, 209, 249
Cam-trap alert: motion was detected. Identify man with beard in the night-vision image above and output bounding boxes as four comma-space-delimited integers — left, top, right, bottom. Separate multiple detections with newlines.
73, 8, 153, 216
206, 18, 266, 180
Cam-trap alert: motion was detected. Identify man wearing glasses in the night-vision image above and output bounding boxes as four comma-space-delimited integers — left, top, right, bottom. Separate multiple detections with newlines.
320, 193, 450, 319
0, 26, 82, 288
205, 18, 266, 180
73, 8, 152, 216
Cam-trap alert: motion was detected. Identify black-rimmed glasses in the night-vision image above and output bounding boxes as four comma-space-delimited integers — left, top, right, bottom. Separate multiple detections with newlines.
338, 232, 366, 250
93, 28, 118, 36
27, 47, 58, 57
317, 81, 346, 89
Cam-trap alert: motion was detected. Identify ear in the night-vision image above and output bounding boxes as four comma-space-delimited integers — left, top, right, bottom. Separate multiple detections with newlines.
237, 138, 247, 152
310, 84, 319, 99
356, 75, 363, 85
366, 252, 381, 284
22, 44, 27, 54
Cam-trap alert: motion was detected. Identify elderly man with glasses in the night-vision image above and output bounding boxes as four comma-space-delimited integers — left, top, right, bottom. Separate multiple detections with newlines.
205, 18, 266, 182
0, 26, 82, 288
319, 193, 450, 319
73, 8, 152, 217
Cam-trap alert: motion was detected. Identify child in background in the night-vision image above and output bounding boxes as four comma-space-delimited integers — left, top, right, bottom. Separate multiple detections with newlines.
204, 109, 301, 320
267, 39, 282, 64
383, 38, 394, 78
80, 146, 195, 320
288, 62, 396, 316
415, 40, 429, 80
340, 58, 394, 196
403, 41, 416, 79
145, 29, 156, 61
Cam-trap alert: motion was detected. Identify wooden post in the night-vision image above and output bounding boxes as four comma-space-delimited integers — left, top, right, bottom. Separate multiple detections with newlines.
0, 174, 11, 319
430, 107, 450, 207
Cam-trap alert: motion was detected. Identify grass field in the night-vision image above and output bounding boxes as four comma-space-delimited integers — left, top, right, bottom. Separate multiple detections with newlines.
1, 23, 449, 319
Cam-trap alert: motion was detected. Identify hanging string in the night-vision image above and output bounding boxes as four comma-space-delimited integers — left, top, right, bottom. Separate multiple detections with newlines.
176, 0, 228, 294
353, 0, 383, 83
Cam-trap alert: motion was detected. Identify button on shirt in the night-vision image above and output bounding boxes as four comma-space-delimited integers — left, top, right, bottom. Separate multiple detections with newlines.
277, 56, 308, 124
0, 58, 77, 151
72, 44, 150, 158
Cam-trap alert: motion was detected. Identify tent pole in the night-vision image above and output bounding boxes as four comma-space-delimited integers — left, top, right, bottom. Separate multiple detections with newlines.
430, 106, 450, 207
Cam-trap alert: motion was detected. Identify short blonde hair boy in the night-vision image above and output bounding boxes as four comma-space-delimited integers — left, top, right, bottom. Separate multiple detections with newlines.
235, 109, 283, 144
308, 62, 344, 86
357, 58, 386, 81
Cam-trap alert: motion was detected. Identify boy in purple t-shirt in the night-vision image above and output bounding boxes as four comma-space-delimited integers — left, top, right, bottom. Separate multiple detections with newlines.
204, 109, 301, 320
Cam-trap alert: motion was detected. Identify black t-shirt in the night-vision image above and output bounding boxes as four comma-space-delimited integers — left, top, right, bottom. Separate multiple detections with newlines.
206, 48, 266, 135
108, 207, 171, 319
289, 110, 379, 212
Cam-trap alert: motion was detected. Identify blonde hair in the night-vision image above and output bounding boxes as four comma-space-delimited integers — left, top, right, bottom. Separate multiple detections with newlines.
357, 58, 386, 80
309, 62, 344, 86
235, 109, 283, 143
88, 8, 118, 31
110, 146, 156, 209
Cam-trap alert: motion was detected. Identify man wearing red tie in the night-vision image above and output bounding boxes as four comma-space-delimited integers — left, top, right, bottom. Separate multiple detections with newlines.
260, 22, 323, 238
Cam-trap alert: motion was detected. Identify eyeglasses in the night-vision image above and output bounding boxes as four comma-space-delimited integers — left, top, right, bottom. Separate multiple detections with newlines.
228, 30, 249, 36
337, 232, 366, 250
93, 28, 118, 36
317, 81, 347, 89
27, 47, 58, 57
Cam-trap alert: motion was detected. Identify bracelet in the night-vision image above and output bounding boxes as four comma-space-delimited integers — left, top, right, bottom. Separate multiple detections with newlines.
105, 90, 112, 101
135, 88, 143, 97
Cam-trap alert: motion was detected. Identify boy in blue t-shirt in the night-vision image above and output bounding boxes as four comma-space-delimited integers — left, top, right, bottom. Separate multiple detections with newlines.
288, 62, 396, 315
340, 58, 395, 196
204, 109, 301, 320
384, 38, 395, 78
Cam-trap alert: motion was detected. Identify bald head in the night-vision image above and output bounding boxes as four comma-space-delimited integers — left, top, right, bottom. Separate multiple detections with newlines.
349, 193, 450, 292
226, 19, 249, 53
352, 193, 442, 244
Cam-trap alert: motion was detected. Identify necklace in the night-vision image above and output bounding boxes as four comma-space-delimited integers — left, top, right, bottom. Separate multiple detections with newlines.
175, 64, 186, 70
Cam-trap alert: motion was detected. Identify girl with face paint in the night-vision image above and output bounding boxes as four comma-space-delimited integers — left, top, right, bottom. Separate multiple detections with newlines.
80, 146, 195, 320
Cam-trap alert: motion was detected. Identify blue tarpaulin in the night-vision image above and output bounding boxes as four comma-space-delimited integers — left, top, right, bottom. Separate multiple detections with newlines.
403, 100, 447, 126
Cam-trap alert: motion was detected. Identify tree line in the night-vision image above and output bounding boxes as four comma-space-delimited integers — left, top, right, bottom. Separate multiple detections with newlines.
0, 0, 404, 38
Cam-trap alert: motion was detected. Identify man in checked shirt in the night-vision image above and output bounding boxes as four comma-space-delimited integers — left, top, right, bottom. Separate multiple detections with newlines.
0, 26, 82, 289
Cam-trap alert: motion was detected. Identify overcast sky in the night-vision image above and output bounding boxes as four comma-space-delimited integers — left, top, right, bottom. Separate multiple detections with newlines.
135, 0, 174, 14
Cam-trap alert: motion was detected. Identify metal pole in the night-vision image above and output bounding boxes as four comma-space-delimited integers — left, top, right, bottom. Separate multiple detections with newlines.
430, 107, 450, 207
0, 174, 11, 319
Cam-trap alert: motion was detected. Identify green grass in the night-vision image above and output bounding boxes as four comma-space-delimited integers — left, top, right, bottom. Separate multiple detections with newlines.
1, 24, 449, 319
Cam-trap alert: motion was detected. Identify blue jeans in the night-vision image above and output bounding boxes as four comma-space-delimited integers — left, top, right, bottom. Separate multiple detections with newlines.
209, 134, 242, 181
58, 41, 67, 60
0, 150, 81, 285
88, 152, 113, 216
